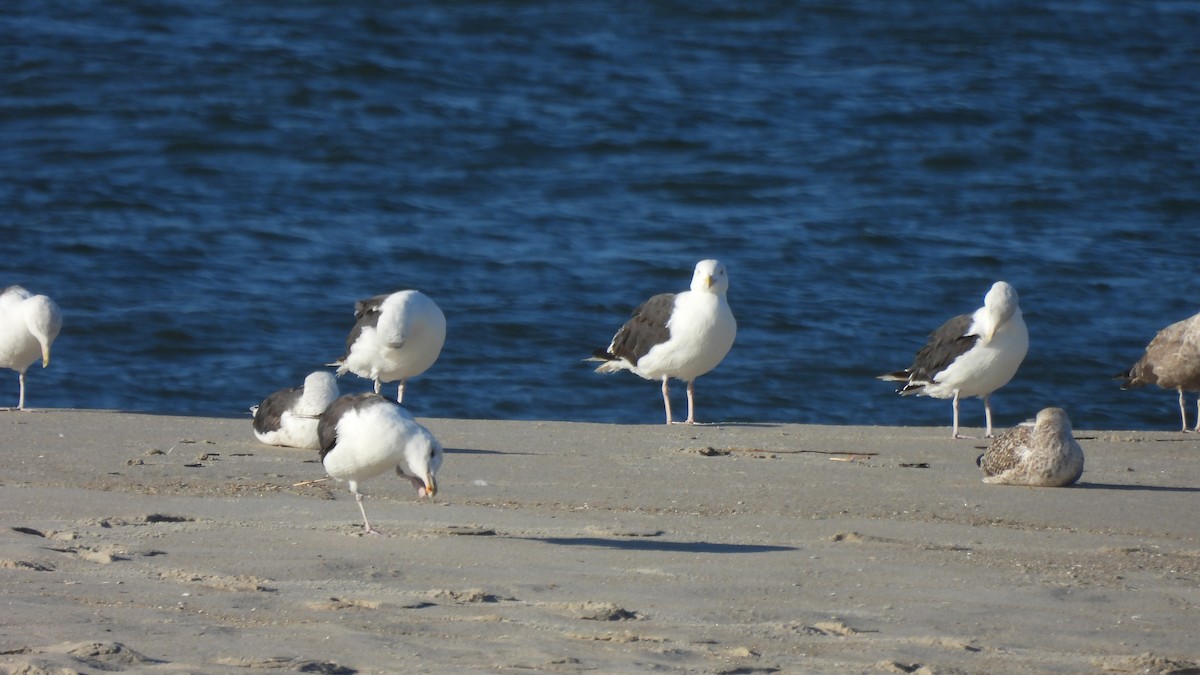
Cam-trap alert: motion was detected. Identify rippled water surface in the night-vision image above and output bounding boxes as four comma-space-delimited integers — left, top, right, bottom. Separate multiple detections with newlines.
4, 1, 1199, 430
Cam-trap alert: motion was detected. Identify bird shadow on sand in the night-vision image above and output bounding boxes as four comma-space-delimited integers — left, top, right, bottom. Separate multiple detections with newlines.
444, 447, 538, 456
518, 536, 797, 554
677, 421, 783, 428
1073, 481, 1200, 493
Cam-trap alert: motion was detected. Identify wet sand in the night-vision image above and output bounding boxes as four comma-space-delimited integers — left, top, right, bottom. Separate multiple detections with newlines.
2, 410, 1198, 674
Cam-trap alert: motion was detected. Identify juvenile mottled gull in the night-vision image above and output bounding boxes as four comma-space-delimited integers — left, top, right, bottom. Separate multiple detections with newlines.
251, 371, 339, 450
878, 281, 1029, 439
589, 259, 737, 425
0, 285, 63, 410
1115, 310, 1200, 432
334, 290, 446, 404
317, 392, 443, 535
976, 407, 1084, 487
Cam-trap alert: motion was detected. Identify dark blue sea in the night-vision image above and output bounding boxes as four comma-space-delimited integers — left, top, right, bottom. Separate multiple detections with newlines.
3, 1, 1199, 431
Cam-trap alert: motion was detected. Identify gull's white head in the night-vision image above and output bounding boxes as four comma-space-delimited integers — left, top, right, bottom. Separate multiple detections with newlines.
980, 281, 1020, 339
398, 433, 443, 498
24, 295, 63, 367
691, 259, 730, 295
301, 371, 340, 409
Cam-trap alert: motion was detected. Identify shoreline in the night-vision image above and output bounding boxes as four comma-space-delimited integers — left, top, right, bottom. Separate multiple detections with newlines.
2, 410, 1198, 673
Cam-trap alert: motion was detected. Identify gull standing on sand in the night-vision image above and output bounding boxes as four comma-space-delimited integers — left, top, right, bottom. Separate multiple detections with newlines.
251, 371, 339, 449
333, 290, 446, 404
589, 259, 737, 425
0, 285, 62, 410
878, 281, 1029, 439
317, 392, 443, 535
1115, 310, 1200, 432
977, 407, 1084, 487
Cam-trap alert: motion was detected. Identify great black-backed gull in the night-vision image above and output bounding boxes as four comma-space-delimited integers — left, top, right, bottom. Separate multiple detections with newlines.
251, 371, 339, 449
333, 290, 446, 404
976, 407, 1084, 487
0, 285, 63, 411
1115, 310, 1200, 432
317, 392, 443, 535
589, 259, 737, 425
878, 281, 1028, 439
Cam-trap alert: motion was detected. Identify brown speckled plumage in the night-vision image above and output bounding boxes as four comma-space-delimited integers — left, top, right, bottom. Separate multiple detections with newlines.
977, 407, 1084, 487
1116, 312, 1200, 432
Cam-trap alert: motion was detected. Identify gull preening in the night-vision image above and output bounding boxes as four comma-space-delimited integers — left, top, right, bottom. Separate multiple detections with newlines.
251, 371, 339, 449
878, 281, 1028, 438
977, 407, 1084, 487
333, 290, 446, 404
589, 259, 737, 425
317, 392, 443, 535
1115, 310, 1200, 432
0, 285, 63, 410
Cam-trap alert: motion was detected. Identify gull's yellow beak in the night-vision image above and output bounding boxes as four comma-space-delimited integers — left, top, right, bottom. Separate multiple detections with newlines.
424, 475, 437, 498
704, 274, 714, 289
41, 345, 52, 367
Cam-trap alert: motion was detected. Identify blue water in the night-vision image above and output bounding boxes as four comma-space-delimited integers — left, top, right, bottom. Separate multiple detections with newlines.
3, 1, 1199, 430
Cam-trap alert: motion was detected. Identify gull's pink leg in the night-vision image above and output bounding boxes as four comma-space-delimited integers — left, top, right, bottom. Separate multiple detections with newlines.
684, 380, 696, 425
661, 376, 672, 425
951, 392, 963, 439
354, 491, 381, 535
983, 394, 995, 438
1178, 387, 1191, 433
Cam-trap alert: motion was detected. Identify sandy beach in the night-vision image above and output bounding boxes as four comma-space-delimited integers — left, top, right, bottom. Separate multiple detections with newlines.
2, 410, 1198, 674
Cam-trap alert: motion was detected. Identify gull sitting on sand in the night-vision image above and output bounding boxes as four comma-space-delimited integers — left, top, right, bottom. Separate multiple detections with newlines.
977, 407, 1084, 487
317, 392, 443, 535
251, 371, 339, 450
1115, 310, 1200, 432
0, 285, 62, 411
588, 259, 737, 425
333, 289, 446, 404
878, 281, 1028, 439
